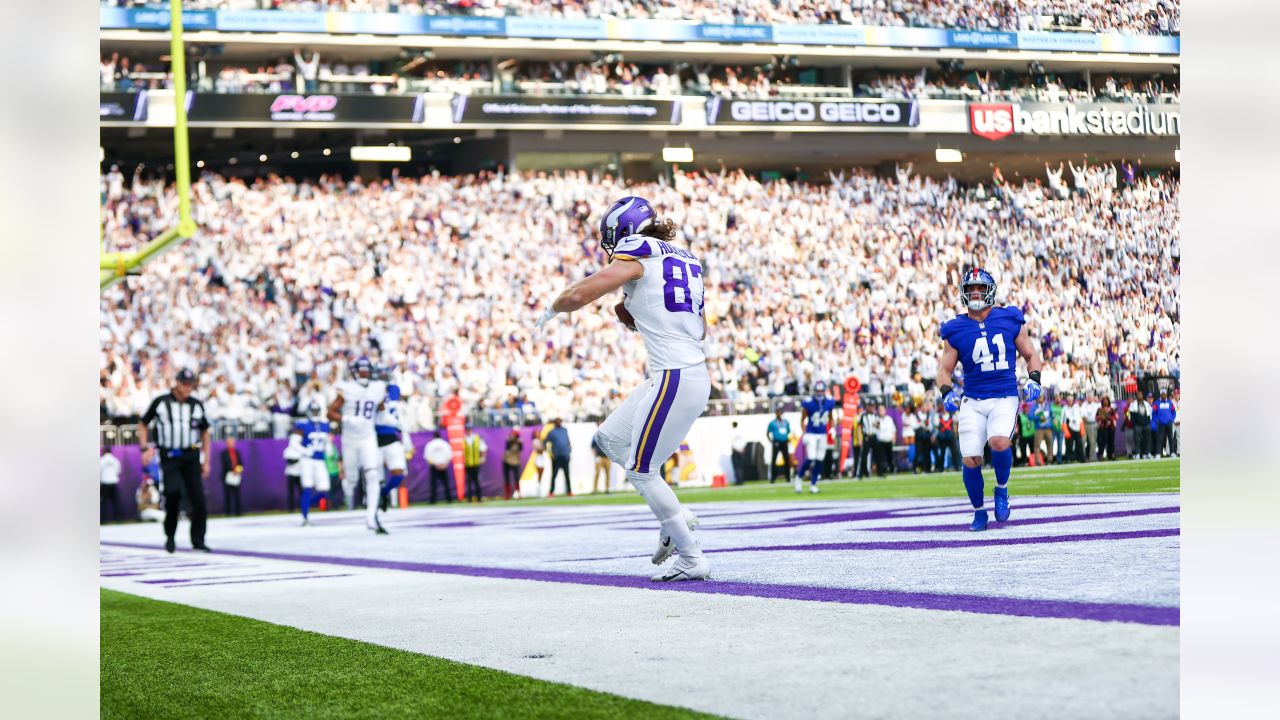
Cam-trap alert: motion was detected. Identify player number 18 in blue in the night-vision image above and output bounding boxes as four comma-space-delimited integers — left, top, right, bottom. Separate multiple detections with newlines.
662, 257, 703, 314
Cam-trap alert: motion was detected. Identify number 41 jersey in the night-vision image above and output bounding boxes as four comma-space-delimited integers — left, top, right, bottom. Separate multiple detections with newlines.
614, 234, 707, 371
337, 380, 388, 440
940, 306, 1025, 400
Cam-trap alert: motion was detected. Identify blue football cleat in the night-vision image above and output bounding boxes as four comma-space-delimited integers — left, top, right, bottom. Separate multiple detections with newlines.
994, 486, 1010, 522
969, 509, 989, 532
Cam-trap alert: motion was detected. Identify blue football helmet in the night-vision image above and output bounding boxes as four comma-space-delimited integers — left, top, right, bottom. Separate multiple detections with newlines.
814, 380, 827, 395
351, 356, 374, 386
599, 196, 656, 259
959, 267, 997, 311
306, 399, 324, 420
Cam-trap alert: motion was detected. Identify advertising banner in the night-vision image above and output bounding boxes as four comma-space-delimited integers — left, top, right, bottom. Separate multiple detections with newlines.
451, 95, 681, 125
968, 102, 1180, 140
100, 92, 145, 121
101, 8, 1180, 55
187, 93, 425, 124
946, 29, 1018, 49
696, 24, 772, 42
705, 97, 918, 128
99, 8, 1177, 55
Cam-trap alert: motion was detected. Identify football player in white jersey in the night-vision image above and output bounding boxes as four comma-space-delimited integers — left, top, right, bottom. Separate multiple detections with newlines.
536, 196, 710, 582
327, 356, 390, 534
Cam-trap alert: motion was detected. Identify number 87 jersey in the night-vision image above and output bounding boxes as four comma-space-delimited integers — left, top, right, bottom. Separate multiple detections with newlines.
614, 234, 707, 371
940, 306, 1025, 400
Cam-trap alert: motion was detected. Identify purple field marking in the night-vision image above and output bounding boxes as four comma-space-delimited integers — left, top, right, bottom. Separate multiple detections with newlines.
556, 528, 1181, 562
528, 502, 973, 530
393, 520, 482, 529
100, 541, 1177, 626
139, 570, 331, 585
864, 506, 1180, 532
157, 574, 354, 589
709, 528, 1181, 553
99, 562, 223, 573
707, 500, 1125, 532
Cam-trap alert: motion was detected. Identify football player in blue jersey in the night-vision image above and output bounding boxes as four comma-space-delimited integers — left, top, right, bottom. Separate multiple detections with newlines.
374, 380, 409, 513
935, 268, 1043, 531
798, 381, 839, 494
294, 401, 333, 526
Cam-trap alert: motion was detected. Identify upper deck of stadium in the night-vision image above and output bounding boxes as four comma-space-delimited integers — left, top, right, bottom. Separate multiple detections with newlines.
101, 1, 1180, 68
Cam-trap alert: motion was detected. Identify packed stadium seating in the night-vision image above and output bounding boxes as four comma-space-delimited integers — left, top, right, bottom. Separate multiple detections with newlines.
115, 0, 1179, 36
99, 163, 1179, 433
101, 51, 1179, 106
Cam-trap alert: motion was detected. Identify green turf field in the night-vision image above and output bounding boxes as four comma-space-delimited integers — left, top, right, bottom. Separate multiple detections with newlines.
101, 589, 719, 720
507, 458, 1180, 507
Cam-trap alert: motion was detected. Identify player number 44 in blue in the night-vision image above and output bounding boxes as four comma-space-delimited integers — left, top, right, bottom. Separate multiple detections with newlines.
972, 334, 1009, 372
662, 257, 703, 314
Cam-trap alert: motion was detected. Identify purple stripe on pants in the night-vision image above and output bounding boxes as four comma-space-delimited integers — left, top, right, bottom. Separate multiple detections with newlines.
637, 369, 680, 473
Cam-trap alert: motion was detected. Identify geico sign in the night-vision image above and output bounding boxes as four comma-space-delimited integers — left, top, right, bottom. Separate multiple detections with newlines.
729, 100, 903, 124
969, 103, 1180, 140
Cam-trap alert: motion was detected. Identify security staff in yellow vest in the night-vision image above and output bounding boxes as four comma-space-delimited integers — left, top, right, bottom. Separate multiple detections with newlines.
463, 425, 488, 503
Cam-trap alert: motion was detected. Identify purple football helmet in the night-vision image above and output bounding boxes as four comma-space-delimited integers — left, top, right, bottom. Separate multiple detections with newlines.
598, 196, 655, 259
351, 356, 374, 386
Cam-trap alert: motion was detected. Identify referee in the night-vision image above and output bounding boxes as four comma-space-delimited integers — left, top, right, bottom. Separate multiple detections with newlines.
138, 369, 213, 554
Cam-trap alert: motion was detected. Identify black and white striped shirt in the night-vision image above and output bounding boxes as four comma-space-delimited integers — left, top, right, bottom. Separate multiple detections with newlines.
141, 393, 210, 451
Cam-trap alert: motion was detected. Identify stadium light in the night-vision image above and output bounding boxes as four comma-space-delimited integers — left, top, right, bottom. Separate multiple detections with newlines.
259, 154, 268, 162
351, 145, 412, 162
291, 151, 300, 159
196, 160, 204, 168
935, 148, 963, 163
322, 148, 331, 156
663, 147, 694, 163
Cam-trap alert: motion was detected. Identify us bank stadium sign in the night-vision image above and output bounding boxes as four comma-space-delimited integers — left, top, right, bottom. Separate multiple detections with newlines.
451, 95, 681, 126
706, 98, 918, 128
969, 102, 1180, 140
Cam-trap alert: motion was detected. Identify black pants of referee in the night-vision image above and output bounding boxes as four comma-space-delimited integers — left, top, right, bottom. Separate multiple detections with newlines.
429, 466, 455, 504
770, 440, 790, 482
548, 456, 572, 495
162, 451, 207, 547
100, 484, 121, 523
465, 466, 483, 503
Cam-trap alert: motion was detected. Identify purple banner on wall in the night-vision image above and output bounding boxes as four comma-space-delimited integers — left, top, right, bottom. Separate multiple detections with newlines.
102, 426, 543, 522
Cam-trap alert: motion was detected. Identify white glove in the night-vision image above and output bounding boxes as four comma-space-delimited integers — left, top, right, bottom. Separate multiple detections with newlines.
534, 307, 558, 330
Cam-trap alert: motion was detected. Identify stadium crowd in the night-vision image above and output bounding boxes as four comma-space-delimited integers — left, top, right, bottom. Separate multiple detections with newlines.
104, 1, 1180, 36
99, 159, 1179, 435
102, 49, 1179, 107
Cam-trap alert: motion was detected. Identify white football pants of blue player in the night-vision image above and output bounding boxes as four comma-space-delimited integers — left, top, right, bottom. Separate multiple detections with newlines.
341, 437, 384, 530
381, 441, 407, 475
957, 396, 1020, 459
300, 458, 330, 494
800, 432, 828, 491
594, 363, 711, 561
